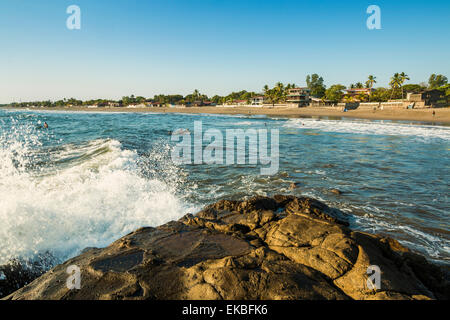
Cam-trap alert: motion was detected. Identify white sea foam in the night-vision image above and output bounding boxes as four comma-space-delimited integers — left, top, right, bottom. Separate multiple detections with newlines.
229, 121, 256, 126
0, 122, 195, 265
347, 205, 450, 260
283, 118, 450, 141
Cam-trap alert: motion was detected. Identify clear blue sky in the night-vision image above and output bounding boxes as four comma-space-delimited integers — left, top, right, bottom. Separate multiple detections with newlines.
1, 0, 449, 103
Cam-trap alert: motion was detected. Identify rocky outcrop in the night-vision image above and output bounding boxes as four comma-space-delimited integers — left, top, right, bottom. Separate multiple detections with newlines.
4, 195, 449, 300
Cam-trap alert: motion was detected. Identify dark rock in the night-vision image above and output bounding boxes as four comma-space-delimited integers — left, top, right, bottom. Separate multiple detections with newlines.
3, 195, 449, 300
0, 259, 47, 298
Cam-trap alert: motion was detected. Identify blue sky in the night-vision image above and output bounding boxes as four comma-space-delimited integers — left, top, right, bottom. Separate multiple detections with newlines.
0, 0, 449, 103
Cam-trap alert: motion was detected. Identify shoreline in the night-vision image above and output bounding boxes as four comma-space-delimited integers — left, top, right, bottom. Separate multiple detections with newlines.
2, 106, 450, 125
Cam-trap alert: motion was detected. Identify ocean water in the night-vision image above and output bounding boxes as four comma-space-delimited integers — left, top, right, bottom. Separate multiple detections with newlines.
0, 108, 449, 270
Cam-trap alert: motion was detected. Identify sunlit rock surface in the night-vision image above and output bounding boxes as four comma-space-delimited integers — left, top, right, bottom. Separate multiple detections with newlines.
4, 195, 449, 300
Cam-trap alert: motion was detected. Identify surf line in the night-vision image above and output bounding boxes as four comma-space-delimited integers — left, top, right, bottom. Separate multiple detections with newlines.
170, 121, 279, 175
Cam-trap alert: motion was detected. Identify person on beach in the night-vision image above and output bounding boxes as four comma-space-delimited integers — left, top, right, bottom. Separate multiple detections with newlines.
432, 110, 436, 117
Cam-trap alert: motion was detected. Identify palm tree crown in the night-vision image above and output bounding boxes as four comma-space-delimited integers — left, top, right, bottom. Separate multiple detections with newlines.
389, 73, 403, 99
399, 72, 410, 99
366, 75, 377, 89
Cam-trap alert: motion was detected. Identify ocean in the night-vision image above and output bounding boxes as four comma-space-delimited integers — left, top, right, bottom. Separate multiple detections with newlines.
0, 108, 449, 271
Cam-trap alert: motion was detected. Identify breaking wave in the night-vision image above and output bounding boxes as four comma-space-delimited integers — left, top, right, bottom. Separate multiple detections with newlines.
0, 120, 195, 266
283, 118, 450, 141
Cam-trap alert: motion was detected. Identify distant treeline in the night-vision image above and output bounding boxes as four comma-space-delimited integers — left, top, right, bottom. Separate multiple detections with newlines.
6, 73, 449, 107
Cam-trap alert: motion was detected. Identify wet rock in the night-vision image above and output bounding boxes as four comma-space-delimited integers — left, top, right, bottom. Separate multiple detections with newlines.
4, 195, 449, 300
289, 182, 300, 190
330, 188, 342, 195
0, 259, 47, 298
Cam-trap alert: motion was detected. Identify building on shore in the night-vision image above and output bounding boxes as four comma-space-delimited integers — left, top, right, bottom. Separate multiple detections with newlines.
146, 101, 163, 107
185, 100, 211, 107
309, 97, 334, 106
202, 100, 216, 106
251, 96, 265, 105
407, 89, 447, 107
233, 100, 248, 106
286, 88, 311, 107
345, 88, 374, 99
126, 103, 147, 108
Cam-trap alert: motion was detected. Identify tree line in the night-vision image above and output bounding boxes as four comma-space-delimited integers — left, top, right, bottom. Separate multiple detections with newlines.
308, 73, 448, 103
6, 73, 448, 108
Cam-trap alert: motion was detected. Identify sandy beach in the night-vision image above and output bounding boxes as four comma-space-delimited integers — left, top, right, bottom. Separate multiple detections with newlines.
4, 106, 450, 124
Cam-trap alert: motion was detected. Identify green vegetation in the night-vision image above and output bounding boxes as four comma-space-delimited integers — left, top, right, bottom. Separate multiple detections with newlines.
389, 73, 402, 99
402, 84, 427, 94
121, 95, 146, 106
387, 72, 410, 99
212, 90, 258, 105
306, 74, 326, 98
349, 82, 365, 89
370, 88, 392, 102
399, 72, 410, 99
428, 74, 448, 89
440, 84, 450, 96
325, 85, 346, 103
366, 75, 377, 90
4, 73, 448, 108
262, 82, 289, 106
153, 94, 184, 105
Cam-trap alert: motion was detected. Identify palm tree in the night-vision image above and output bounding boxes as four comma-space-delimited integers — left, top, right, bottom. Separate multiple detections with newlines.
366, 75, 377, 101
263, 85, 274, 106
399, 72, 410, 99
390, 73, 402, 99
193, 89, 200, 100
275, 82, 286, 102
366, 75, 377, 89
286, 83, 297, 90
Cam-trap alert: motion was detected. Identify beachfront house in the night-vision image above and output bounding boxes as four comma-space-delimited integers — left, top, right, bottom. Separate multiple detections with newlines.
407, 89, 447, 108
286, 87, 311, 107
234, 100, 248, 106
345, 88, 374, 99
185, 100, 208, 107
202, 101, 216, 106
310, 97, 333, 106
251, 96, 265, 105
108, 102, 119, 107
146, 101, 163, 107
